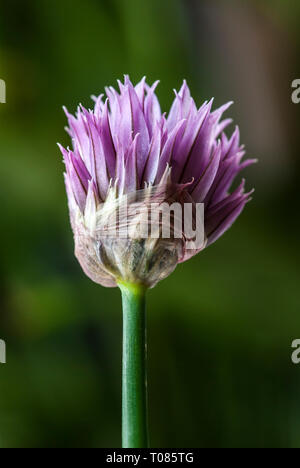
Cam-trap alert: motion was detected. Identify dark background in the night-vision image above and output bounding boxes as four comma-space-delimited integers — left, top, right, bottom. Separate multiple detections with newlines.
0, 0, 300, 448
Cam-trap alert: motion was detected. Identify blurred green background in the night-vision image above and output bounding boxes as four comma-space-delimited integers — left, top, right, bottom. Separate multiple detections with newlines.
0, 0, 300, 448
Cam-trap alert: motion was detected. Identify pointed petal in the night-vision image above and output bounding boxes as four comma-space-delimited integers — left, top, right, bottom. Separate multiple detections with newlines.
124, 133, 139, 192
100, 99, 116, 179
191, 141, 222, 202
155, 119, 187, 183
144, 80, 161, 136
142, 125, 162, 184
206, 189, 253, 245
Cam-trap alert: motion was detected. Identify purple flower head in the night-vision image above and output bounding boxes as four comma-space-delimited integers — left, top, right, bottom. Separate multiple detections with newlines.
59, 76, 255, 288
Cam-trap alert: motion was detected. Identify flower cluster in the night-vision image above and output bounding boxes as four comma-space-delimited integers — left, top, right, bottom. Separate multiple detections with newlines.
59, 76, 255, 288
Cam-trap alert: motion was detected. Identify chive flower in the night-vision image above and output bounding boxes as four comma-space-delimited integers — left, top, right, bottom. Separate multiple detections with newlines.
58, 76, 255, 448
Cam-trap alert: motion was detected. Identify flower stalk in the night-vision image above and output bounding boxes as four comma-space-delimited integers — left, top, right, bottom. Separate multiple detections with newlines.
59, 76, 255, 448
119, 282, 149, 448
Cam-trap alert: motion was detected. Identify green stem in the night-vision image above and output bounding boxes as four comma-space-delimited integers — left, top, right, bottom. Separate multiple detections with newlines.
119, 282, 149, 448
